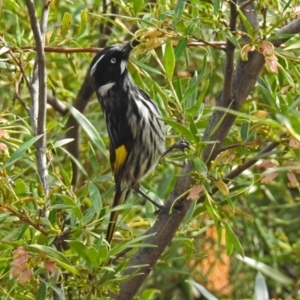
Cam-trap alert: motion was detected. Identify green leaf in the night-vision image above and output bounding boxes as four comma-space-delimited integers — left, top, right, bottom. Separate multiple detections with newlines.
28, 245, 79, 275
141, 289, 160, 300
212, 0, 220, 15
237, 8, 255, 37
69, 106, 108, 159
131, 58, 163, 76
88, 181, 102, 212
164, 42, 175, 80
36, 281, 47, 300
15, 178, 27, 197
223, 221, 244, 256
174, 38, 188, 60
85, 246, 100, 267
56, 194, 83, 220
173, 0, 186, 27
162, 118, 194, 141
187, 19, 198, 35
240, 114, 250, 141
61, 12, 72, 37
4, 135, 42, 170
66, 55, 77, 74
192, 157, 207, 175
133, 0, 144, 15
78, 10, 88, 36
188, 115, 200, 142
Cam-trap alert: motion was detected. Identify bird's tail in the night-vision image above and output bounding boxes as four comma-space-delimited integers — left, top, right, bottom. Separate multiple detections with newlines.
106, 187, 129, 244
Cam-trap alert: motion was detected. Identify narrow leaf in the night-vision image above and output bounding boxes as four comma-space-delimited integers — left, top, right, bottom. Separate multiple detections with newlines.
255, 272, 269, 300
69, 106, 108, 158
61, 12, 72, 37
174, 38, 188, 60
162, 118, 194, 141
164, 41, 175, 80
236, 255, 293, 285
4, 135, 42, 170
88, 181, 102, 212
173, 0, 186, 26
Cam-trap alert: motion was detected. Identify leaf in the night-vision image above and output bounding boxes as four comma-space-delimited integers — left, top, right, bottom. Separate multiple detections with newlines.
36, 281, 47, 300
223, 221, 244, 256
236, 255, 293, 285
69, 106, 108, 159
15, 178, 27, 197
174, 38, 188, 60
237, 7, 255, 37
162, 118, 194, 141
78, 10, 88, 36
131, 58, 163, 76
188, 280, 218, 300
173, 0, 187, 27
187, 19, 198, 35
28, 245, 79, 275
240, 121, 250, 141
192, 157, 207, 175
52, 138, 74, 148
61, 12, 72, 37
133, 0, 144, 15
141, 289, 160, 300
255, 272, 269, 300
88, 181, 102, 212
164, 42, 175, 80
4, 135, 42, 170
214, 180, 229, 197
0, 46, 10, 56
56, 194, 83, 220
188, 115, 200, 142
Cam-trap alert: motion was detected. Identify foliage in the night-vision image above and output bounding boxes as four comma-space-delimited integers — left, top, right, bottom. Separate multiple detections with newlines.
1, 0, 300, 299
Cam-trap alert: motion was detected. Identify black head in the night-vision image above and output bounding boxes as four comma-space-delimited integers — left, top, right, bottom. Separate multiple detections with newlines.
90, 41, 138, 92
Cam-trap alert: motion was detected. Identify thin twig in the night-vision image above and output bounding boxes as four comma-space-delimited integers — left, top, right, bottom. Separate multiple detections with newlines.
47, 95, 68, 116
198, 139, 282, 203
9, 41, 226, 54
2, 205, 49, 236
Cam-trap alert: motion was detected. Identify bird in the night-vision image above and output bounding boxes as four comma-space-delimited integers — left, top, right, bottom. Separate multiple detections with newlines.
89, 41, 166, 243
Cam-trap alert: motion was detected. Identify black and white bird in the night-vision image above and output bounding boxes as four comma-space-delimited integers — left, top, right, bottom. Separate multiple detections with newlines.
89, 41, 165, 243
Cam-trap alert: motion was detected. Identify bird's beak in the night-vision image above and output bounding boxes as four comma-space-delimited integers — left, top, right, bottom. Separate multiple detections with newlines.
123, 40, 140, 59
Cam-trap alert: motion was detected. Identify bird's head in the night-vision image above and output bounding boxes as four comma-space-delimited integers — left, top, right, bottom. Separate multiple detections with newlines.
90, 40, 138, 95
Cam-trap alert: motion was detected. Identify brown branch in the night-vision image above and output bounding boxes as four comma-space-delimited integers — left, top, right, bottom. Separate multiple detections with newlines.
2, 205, 49, 236
47, 94, 68, 116
15, 46, 102, 53
10, 41, 226, 54
198, 139, 283, 203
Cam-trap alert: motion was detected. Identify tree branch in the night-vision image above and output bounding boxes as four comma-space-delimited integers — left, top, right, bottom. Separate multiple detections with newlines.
47, 94, 68, 116
25, 0, 49, 195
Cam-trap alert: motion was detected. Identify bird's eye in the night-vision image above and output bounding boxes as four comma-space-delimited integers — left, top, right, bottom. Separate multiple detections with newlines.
110, 58, 117, 64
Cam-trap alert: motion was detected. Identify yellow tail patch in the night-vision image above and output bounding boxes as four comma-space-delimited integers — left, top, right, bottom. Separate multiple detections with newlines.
113, 145, 128, 175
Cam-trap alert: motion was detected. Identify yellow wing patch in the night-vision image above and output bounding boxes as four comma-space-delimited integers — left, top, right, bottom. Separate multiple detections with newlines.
113, 145, 128, 176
